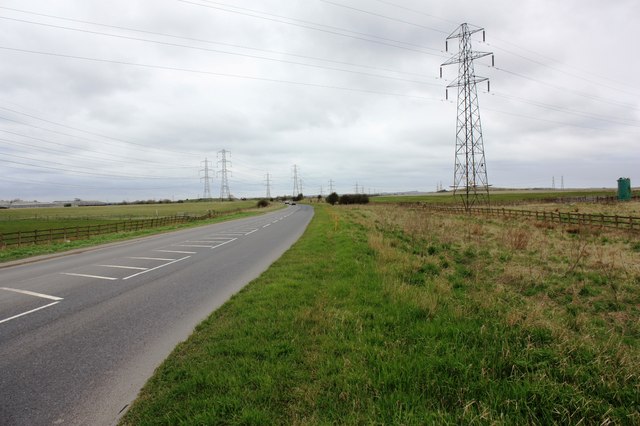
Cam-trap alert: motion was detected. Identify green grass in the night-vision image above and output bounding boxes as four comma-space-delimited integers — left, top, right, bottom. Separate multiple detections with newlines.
0, 200, 256, 234
0, 208, 276, 264
120, 204, 639, 425
372, 189, 617, 205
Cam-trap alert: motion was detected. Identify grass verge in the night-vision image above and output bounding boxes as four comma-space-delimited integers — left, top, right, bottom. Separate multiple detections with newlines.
120, 204, 639, 425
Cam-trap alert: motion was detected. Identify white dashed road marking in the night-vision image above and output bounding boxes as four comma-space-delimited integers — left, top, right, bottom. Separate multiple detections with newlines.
123, 256, 190, 280
61, 273, 118, 281
97, 265, 148, 271
0, 287, 63, 301
0, 287, 65, 324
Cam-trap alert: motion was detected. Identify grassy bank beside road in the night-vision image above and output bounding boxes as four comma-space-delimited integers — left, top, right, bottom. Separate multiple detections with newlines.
121, 203, 639, 424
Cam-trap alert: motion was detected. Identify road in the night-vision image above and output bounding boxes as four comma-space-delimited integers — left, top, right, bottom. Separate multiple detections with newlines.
0, 205, 313, 425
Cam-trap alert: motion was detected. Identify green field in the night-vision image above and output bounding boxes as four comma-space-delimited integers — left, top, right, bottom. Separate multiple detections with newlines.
0, 200, 278, 263
372, 189, 618, 205
121, 203, 640, 424
0, 200, 257, 234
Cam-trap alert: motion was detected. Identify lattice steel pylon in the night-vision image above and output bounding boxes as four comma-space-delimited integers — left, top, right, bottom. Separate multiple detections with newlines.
265, 172, 272, 199
217, 149, 232, 201
441, 23, 494, 210
200, 157, 213, 199
292, 164, 300, 197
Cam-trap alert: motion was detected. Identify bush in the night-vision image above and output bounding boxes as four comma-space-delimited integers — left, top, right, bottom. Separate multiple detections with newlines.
256, 199, 270, 208
326, 192, 339, 205
339, 194, 369, 205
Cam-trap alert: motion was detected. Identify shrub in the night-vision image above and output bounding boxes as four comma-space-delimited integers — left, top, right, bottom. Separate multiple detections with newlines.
256, 199, 270, 208
339, 194, 369, 205
326, 192, 339, 205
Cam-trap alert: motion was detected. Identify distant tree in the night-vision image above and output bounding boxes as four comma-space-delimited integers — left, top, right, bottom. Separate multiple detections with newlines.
256, 199, 270, 208
293, 193, 304, 202
326, 192, 339, 205
339, 194, 369, 205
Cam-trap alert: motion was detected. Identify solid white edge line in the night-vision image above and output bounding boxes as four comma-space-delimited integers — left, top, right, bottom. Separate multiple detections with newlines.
61, 273, 118, 281
123, 256, 191, 280
97, 265, 148, 271
0, 301, 60, 325
0, 287, 63, 301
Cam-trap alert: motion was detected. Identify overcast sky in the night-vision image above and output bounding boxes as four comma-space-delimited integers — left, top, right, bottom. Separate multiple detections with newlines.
0, 0, 638, 201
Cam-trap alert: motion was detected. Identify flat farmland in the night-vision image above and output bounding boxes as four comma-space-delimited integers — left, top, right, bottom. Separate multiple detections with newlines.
372, 189, 619, 205
0, 200, 257, 234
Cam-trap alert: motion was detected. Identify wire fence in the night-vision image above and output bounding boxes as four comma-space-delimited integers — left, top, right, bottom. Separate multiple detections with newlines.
0, 211, 227, 249
420, 205, 640, 231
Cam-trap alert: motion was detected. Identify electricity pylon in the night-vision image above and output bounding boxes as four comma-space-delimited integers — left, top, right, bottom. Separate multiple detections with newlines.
441, 23, 493, 210
217, 149, 231, 201
265, 173, 272, 199
200, 157, 212, 199
292, 165, 300, 197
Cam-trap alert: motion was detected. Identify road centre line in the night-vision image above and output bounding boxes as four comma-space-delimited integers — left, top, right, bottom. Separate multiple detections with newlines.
128, 257, 176, 261
61, 273, 118, 281
0, 287, 63, 301
0, 301, 60, 325
97, 265, 148, 271
123, 256, 191, 280
154, 250, 197, 254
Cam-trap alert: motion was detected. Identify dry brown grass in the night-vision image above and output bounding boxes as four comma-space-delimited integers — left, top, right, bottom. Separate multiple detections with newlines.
353, 203, 640, 375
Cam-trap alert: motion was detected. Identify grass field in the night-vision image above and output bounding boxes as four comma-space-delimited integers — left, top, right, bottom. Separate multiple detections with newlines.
0, 200, 257, 234
0, 201, 279, 263
120, 202, 640, 424
372, 189, 619, 205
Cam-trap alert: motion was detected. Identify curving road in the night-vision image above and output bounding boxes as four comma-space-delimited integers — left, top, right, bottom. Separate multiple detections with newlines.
0, 205, 313, 425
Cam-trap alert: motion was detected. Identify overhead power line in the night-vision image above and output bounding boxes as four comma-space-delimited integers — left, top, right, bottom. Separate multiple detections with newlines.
0, 6, 430, 79
0, 15, 439, 87
318, 0, 448, 34
0, 105, 200, 159
0, 45, 442, 102
178, 0, 444, 56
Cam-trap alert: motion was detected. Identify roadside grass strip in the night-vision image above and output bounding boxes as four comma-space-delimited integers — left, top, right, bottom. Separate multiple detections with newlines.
121, 204, 640, 425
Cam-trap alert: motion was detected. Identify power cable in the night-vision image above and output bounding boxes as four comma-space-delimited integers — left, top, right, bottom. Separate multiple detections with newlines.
0, 15, 440, 87
0, 45, 443, 102
0, 6, 430, 78
318, 0, 448, 34
178, 0, 445, 57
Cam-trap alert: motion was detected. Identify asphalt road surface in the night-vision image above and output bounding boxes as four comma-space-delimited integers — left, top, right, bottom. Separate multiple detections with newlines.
0, 205, 313, 425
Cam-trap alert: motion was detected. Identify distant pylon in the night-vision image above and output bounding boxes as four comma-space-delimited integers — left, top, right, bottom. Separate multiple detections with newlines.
292, 165, 300, 197
217, 149, 232, 201
200, 157, 212, 199
441, 23, 494, 210
265, 173, 272, 199
329, 179, 334, 194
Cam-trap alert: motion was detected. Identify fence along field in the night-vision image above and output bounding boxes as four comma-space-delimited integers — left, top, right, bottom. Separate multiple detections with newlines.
421, 205, 640, 231
0, 200, 257, 249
